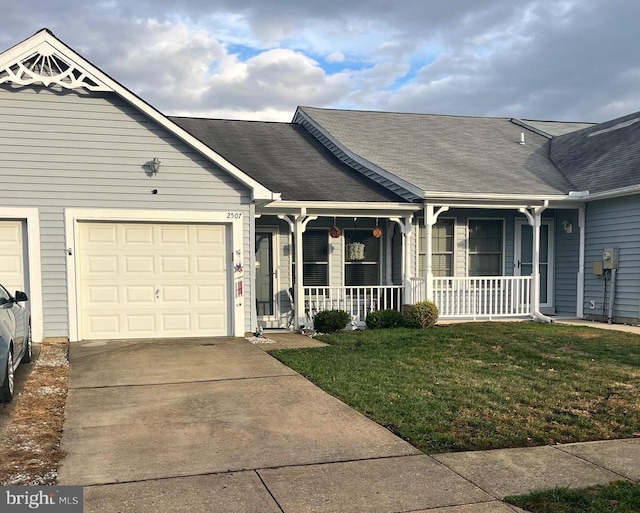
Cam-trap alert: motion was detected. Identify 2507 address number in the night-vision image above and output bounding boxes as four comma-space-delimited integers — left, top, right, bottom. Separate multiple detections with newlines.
227, 213, 242, 219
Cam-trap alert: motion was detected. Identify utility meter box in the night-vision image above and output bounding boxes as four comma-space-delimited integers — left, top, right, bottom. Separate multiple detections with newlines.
602, 247, 619, 270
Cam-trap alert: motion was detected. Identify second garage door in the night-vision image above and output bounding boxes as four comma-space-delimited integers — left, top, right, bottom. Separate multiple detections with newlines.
78, 222, 228, 340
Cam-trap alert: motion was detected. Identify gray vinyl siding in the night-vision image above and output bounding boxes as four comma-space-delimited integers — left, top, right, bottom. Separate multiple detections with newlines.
554, 210, 579, 315
0, 86, 252, 337
583, 197, 640, 323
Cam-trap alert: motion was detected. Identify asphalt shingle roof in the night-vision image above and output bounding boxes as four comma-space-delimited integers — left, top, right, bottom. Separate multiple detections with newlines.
297, 107, 577, 196
519, 119, 596, 137
170, 117, 408, 203
550, 111, 640, 194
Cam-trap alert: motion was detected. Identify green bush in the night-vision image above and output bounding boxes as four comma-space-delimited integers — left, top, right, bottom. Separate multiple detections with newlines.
313, 309, 351, 333
366, 309, 405, 329
405, 301, 439, 329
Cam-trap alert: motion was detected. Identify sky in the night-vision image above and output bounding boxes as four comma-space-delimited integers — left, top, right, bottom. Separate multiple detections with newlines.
1, 0, 639, 123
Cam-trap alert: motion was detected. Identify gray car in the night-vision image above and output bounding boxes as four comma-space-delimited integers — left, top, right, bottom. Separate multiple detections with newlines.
0, 283, 31, 402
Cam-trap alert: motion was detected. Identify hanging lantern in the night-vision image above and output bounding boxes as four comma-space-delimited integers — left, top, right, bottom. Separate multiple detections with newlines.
329, 225, 342, 238
372, 226, 382, 238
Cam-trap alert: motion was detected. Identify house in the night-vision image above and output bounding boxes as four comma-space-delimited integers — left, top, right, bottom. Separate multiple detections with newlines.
0, 29, 638, 345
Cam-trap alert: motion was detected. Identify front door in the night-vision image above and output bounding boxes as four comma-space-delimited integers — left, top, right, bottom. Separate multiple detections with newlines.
255, 229, 279, 327
515, 219, 554, 310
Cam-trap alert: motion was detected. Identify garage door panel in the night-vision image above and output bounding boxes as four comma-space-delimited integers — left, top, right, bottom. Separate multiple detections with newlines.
85, 225, 118, 244
159, 226, 190, 244
87, 285, 119, 305
125, 286, 156, 303
85, 255, 119, 274
126, 314, 157, 333
124, 225, 154, 244
78, 222, 229, 340
125, 256, 155, 274
161, 255, 190, 273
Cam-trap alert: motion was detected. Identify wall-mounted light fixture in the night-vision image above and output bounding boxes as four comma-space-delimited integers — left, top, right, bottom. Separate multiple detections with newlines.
150, 157, 161, 175
561, 219, 573, 234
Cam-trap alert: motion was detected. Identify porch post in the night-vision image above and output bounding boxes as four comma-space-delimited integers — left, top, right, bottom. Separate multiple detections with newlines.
424, 205, 450, 301
519, 201, 549, 321
576, 206, 586, 318
403, 216, 413, 302
278, 211, 317, 330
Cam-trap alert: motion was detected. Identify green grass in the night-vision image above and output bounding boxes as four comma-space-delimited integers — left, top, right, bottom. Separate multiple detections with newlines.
271, 322, 640, 453
505, 481, 640, 512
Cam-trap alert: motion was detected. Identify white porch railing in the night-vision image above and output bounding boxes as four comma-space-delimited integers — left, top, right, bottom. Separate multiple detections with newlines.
410, 276, 532, 319
303, 286, 404, 325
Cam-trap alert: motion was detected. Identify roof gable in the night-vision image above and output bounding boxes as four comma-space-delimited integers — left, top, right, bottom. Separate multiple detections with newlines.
550, 111, 640, 195
0, 29, 279, 201
296, 106, 576, 199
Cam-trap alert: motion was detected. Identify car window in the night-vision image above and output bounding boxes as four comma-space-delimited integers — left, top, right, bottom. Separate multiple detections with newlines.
0, 285, 11, 305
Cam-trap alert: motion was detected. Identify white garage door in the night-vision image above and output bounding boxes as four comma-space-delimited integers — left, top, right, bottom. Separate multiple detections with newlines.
78, 222, 229, 340
0, 220, 26, 295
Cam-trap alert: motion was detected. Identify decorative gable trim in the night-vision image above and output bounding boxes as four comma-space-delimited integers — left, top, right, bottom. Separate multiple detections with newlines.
0, 39, 111, 91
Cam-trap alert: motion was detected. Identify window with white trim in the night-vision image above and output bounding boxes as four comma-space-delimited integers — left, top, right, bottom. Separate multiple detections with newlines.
468, 219, 503, 276
294, 231, 329, 286
418, 219, 454, 277
344, 230, 380, 286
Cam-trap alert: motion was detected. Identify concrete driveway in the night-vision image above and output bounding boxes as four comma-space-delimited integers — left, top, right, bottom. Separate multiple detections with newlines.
58, 337, 500, 513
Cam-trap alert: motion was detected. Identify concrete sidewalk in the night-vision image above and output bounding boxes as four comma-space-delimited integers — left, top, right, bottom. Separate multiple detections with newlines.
57, 336, 639, 513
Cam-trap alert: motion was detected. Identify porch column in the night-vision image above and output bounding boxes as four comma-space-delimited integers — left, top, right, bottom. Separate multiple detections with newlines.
576, 206, 586, 318
423, 205, 449, 301
278, 211, 317, 330
519, 201, 549, 321
390, 216, 413, 303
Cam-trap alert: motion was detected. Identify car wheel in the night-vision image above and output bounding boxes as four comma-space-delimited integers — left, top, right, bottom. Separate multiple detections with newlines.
21, 323, 32, 364
0, 348, 14, 403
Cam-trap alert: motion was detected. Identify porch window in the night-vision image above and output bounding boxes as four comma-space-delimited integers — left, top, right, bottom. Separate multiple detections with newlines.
344, 230, 380, 286
302, 230, 329, 286
468, 219, 503, 276
418, 219, 454, 277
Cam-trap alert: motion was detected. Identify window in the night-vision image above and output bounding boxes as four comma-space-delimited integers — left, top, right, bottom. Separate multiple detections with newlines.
468, 219, 503, 276
419, 219, 454, 277
302, 231, 329, 286
344, 230, 380, 286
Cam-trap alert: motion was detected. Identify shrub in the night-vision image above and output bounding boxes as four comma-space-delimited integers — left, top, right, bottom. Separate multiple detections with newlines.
313, 309, 351, 333
405, 301, 439, 329
366, 309, 405, 329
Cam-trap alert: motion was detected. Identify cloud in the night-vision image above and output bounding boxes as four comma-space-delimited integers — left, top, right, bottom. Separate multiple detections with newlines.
1, 0, 639, 122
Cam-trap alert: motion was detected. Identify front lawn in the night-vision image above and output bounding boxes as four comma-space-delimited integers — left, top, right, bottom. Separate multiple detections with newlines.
505, 481, 640, 513
271, 323, 640, 453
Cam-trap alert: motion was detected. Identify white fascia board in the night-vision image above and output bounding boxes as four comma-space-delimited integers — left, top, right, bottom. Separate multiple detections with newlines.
423, 191, 570, 202
584, 184, 640, 201
1, 30, 279, 202
259, 201, 421, 216
296, 110, 425, 200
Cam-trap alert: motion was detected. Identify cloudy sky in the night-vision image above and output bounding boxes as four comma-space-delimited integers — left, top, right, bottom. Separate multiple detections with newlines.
1, 0, 638, 122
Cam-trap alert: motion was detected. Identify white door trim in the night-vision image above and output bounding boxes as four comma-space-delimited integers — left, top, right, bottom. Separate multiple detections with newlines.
65, 208, 245, 341
0, 208, 43, 343
514, 218, 555, 310
255, 227, 280, 327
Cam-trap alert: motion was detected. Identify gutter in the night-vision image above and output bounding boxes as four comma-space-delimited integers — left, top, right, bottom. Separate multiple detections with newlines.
583, 184, 640, 201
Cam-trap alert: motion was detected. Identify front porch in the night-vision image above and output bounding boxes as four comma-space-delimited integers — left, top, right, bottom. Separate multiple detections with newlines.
254, 200, 584, 330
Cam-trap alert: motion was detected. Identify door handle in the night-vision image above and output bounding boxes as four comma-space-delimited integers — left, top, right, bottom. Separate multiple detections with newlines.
517, 260, 521, 269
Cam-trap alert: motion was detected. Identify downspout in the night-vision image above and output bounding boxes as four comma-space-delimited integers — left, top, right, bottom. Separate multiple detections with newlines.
576, 207, 585, 318
608, 269, 617, 324
519, 200, 554, 323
